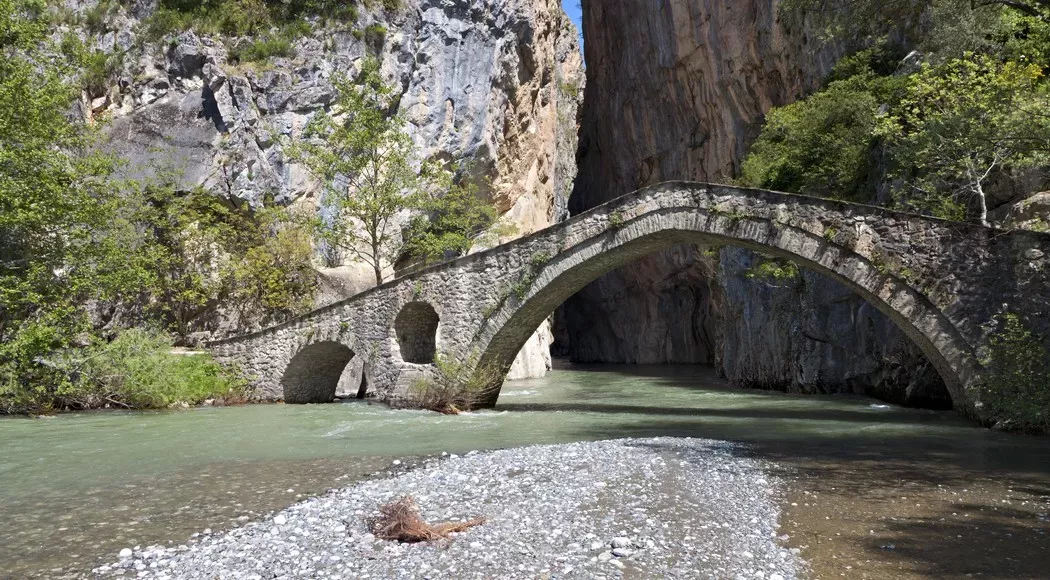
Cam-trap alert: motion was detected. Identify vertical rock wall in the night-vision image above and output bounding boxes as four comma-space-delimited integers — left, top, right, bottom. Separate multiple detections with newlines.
566, 0, 950, 406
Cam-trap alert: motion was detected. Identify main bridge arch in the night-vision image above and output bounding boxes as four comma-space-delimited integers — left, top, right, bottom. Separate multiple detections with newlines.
473, 203, 977, 408
207, 182, 1050, 419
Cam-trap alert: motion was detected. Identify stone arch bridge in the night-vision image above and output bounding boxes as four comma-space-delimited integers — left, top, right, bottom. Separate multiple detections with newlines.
208, 182, 1050, 416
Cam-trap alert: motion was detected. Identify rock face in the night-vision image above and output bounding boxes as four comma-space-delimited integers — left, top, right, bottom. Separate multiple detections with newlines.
82, 0, 583, 377
566, 0, 950, 404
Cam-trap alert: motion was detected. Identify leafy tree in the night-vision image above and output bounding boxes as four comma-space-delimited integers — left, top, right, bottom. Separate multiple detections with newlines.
401, 171, 511, 267
228, 208, 317, 320
119, 170, 317, 337
879, 56, 1050, 223
0, 0, 126, 393
740, 47, 909, 200
746, 1, 1050, 223
288, 59, 421, 285
289, 59, 505, 283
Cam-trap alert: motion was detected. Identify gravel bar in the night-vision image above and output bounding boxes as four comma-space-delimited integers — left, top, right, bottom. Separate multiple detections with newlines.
94, 437, 802, 579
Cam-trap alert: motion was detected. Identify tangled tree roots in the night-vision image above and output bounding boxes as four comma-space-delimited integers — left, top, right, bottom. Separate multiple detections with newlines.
368, 496, 485, 543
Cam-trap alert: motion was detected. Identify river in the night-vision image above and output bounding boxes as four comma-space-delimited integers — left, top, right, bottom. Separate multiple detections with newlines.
1, 365, 1048, 578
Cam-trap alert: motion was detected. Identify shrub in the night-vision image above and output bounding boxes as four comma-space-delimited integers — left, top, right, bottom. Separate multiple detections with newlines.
83, 49, 123, 97
229, 36, 295, 63
0, 329, 246, 414
409, 353, 502, 414
744, 257, 801, 285
977, 313, 1050, 432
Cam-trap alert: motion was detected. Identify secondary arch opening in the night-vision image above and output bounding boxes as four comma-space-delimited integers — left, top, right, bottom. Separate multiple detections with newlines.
395, 301, 439, 364
281, 341, 355, 404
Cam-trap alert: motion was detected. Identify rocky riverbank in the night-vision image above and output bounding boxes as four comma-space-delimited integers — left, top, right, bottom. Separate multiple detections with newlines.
93, 438, 801, 579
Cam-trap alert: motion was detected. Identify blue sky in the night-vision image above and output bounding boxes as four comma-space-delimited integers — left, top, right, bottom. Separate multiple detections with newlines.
562, 1, 583, 43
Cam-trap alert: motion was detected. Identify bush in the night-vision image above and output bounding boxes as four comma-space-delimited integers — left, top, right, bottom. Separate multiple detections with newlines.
0, 329, 246, 414
976, 313, 1050, 432
229, 36, 295, 63
83, 49, 123, 97
408, 353, 502, 414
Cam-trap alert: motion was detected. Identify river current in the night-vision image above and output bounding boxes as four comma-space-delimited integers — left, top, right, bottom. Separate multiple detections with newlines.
2, 365, 1048, 578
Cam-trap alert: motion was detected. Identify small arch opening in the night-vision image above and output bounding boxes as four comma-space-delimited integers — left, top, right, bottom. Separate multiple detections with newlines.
395, 301, 439, 363
281, 341, 354, 404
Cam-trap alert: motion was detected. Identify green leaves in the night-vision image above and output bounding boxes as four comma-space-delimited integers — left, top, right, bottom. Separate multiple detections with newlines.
401, 171, 503, 266
743, 1, 1050, 224
287, 59, 418, 284
977, 313, 1050, 431
882, 56, 1050, 222
288, 58, 504, 283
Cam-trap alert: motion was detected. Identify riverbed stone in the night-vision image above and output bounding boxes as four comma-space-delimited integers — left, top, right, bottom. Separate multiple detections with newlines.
96, 438, 800, 579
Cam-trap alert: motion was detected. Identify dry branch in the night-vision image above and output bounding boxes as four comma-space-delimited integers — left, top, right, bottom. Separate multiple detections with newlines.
368, 496, 485, 543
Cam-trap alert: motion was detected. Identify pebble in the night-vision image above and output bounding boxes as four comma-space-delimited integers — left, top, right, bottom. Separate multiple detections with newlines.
93, 438, 801, 579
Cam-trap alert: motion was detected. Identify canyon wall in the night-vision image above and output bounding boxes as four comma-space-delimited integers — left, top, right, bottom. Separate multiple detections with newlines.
566, 0, 950, 406
76, 0, 583, 377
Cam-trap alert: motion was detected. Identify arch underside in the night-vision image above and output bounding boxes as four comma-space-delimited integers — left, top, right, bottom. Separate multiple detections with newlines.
477, 210, 978, 408
281, 341, 355, 404
395, 302, 439, 364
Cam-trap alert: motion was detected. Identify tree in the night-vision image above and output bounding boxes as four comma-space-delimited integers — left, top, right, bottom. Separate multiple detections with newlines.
401, 170, 511, 267
879, 56, 1050, 223
740, 46, 909, 200
118, 170, 318, 337
0, 0, 126, 392
289, 59, 506, 283
288, 59, 421, 285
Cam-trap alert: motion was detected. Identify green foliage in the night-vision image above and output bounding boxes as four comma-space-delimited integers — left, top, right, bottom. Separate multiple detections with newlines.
228, 209, 317, 320
401, 171, 502, 266
0, 0, 311, 413
745, 1, 1050, 224
741, 47, 909, 201
137, 0, 398, 42
288, 58, 503, 283
878, 56, 1050, 223
977, 313, 1050, 432
0, 0, 126, 403
363, 23, 386, 52
229, 34, 295, 63
286, 58, 421, 285
118, 171, 317, 336
409, 352, 499, 414
0, 329, 246, 414
608, 211, 625, 228
744, 257, 801, 286
509, 250, 552, 301
558, 78, 581, 99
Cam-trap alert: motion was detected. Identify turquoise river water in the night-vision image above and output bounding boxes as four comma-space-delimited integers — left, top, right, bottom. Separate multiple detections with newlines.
1, 365, 1049, 578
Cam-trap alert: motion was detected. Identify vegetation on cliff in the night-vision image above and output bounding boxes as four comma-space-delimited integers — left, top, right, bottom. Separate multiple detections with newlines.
287, 58, 506, 283
744, 1, 1050, 223
743, 0, 1050, 430
0, 0, 313, 412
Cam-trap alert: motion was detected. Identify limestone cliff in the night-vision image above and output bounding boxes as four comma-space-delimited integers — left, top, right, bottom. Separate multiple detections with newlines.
74, 0, 583, 378
566, 0, 950, 405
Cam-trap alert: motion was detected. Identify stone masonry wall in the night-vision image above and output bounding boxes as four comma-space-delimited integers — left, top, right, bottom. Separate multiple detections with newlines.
210, 183, 1050, 420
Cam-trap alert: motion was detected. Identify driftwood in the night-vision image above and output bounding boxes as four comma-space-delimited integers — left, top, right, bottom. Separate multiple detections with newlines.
368, 496, 485, 543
